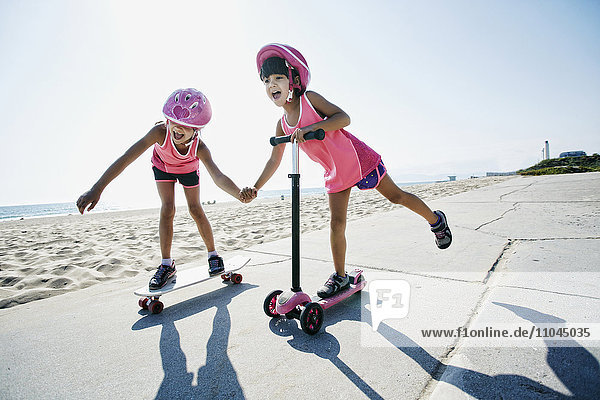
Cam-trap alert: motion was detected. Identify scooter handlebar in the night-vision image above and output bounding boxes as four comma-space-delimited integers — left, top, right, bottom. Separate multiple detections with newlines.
270, 129, 325, 147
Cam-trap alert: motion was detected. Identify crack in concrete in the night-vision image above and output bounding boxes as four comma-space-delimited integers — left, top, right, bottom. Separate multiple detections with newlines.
475, 203, 519, 231
420, 239, 516, 398
498, 182, 535, 201
470, 181, 534, 232
482, 240, 515, 284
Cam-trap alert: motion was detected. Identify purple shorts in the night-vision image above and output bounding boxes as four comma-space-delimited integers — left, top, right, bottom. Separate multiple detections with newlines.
355, 161, 387, 190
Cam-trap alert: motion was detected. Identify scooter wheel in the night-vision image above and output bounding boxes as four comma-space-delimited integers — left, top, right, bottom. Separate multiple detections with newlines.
231, 273, 243, 284
263, 290, 283, 318
148, 300, 164, 314
300, 302, 324, 335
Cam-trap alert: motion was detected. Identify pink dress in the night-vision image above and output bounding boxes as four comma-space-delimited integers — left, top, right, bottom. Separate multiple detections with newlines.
151, 125, 200, 174
280, 94, 381, 193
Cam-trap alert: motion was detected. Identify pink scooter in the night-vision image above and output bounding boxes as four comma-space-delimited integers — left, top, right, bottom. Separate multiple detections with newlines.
262, 129, 367, 335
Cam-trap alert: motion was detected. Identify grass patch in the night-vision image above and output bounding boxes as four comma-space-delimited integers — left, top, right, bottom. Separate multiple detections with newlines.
518, 154, 600, 176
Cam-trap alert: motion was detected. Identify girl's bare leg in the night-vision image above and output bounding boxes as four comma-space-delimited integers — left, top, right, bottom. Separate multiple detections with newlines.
156, 181, 176, 259
376, 175, 438, 225
183, 186, 215, 252
328, 188, 352, 276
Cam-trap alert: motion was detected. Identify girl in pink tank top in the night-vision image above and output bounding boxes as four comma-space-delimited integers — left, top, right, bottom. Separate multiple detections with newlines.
245, 44, 452, 299
77, 89, 250, 290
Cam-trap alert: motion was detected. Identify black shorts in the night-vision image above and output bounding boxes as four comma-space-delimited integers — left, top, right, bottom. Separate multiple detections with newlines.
152, 166, 199, 188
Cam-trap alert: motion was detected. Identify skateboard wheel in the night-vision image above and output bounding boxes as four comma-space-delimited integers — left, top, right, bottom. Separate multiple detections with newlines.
149, 300, 164, 314
231, 273, 243, 284
300, 302, 324, 335
263, 290, 283, 318
139, 298, 150, 310
221, 273, 230, 281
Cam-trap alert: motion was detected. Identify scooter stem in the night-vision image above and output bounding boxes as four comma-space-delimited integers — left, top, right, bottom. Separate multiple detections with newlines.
290, 140, 301, 292
292, 141, 299, 174
269, 130, 325, 293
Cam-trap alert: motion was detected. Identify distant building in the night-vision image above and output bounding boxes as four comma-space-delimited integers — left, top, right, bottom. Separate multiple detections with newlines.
448, 176, 456, 181
559, 151, 586, 158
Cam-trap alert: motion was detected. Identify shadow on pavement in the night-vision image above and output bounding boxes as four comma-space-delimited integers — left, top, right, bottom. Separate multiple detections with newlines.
378, 300, 599, 399
269, 316, 385, 400
269, 293, 599, 399
492, 302, 600, 399
132, 283, 258, 400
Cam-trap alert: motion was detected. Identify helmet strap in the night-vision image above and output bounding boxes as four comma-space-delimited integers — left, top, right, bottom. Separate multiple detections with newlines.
183, 131, 197, 147
285, 60, 301, 103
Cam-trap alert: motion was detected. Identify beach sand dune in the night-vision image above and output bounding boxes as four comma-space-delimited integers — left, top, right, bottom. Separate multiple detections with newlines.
0, 176, 512, 308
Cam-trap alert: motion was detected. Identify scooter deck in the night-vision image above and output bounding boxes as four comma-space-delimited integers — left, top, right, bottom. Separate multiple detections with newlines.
313, 279, 367, 310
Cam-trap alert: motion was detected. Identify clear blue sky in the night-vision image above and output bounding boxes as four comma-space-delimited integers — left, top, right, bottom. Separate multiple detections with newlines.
1, 0, 598, 208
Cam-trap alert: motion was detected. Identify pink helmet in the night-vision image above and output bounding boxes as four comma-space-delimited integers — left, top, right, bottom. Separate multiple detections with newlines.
162, 88, 211, 128
256, 43, 311, 99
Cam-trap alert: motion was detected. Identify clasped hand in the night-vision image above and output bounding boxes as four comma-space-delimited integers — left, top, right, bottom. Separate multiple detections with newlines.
239, 187, 258, 203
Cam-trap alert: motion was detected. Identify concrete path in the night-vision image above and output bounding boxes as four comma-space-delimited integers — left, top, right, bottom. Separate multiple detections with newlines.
1, 173, 599, 399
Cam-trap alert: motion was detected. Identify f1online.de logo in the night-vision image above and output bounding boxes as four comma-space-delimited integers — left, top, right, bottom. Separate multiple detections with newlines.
368, 280, 411, 331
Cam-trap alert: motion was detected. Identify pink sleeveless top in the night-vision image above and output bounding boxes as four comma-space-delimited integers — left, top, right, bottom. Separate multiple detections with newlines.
151, 124, 200, 174
281, 94, 381, 193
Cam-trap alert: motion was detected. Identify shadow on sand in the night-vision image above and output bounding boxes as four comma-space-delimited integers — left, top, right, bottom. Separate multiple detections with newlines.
132, 282, 258, 400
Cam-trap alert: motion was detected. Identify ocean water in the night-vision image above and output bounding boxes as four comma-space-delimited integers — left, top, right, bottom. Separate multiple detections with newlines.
0, 192, 303, 221
0, 202, 122, 221
0, 188, 326, 221
1, 181, 435, 221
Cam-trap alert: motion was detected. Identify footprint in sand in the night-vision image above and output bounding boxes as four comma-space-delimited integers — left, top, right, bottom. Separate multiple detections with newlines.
95, 262, 123, 275
47, 277, 74, 289
0, 276, 23, 287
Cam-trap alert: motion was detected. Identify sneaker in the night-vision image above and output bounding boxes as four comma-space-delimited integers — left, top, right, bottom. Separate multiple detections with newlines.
208, 255, 225, 276
431, 210, 452, 249
149, 261, 176, 289
317, 272, 350, 299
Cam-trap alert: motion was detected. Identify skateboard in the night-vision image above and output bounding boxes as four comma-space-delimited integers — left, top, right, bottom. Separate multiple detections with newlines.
134, 255, 250, 314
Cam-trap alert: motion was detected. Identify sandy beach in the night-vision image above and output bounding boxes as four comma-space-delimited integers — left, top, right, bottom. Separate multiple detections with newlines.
0, 176, 512, 309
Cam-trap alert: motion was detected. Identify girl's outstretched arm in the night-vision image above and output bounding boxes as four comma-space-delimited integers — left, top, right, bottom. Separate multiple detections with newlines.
251, 120, 286, 192
76, 124, 163, 214
290, 91, 351, 143
197, 141, 243, 200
